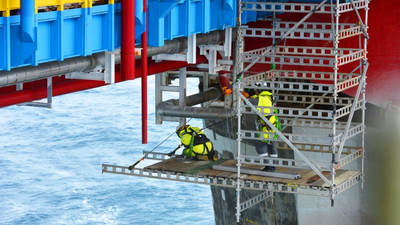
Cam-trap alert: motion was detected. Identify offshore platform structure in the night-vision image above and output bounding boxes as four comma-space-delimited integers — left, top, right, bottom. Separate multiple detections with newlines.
234, 0, 369, 221
0, 0, 371, 223
102, 0, 370, 222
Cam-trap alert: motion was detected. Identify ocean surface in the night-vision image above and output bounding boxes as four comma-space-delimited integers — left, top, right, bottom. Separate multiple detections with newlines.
0, 77, 215, 225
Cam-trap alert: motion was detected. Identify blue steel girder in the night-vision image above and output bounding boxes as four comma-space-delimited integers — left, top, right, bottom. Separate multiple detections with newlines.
0, 4, 119, 71
135, 0, 146, 40
148, 0, 237, 47
0, 0, 293, 71
148, 0, 184, 47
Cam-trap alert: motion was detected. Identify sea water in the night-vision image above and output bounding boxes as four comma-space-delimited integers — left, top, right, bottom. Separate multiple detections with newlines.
0, 77, 214, 225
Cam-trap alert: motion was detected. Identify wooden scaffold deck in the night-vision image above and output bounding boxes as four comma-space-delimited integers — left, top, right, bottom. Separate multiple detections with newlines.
102, 152, 361, 197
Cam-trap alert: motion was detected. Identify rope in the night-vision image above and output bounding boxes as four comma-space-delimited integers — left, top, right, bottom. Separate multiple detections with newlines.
128, 91, 232, 169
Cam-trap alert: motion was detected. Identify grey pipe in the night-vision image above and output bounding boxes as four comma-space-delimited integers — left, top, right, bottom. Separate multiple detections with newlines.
0, 29, 235, 88
139, 29, 236, 59
0, 53, 105, 87
156, 87, 236, 119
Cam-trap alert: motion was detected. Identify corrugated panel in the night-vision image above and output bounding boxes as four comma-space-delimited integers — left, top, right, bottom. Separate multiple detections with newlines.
148, 0, 238, 47
0, 0, 286, 71
0, 3, 118, 71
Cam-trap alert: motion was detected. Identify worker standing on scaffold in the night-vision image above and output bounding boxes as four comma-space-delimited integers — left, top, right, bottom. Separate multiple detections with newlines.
248, 82, 281, 172
176, 125, 219, 161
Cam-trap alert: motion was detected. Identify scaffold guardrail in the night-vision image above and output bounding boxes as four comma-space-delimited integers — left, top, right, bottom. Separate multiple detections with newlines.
101, 163, 360, 198
241, 0, 368, 14
276, 142, 359, 155
278, 117, 358, 130
242, 22, 361, 41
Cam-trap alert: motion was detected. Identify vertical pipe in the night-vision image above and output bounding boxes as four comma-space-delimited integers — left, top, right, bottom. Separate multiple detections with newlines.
236, 87, 242, 223
331, 0, 340, 206
178, 68, 187, 126
361, 0, 369, 190
235, 0, 243, 220
47, 77, 52, 108
121, 0, 135, 80
20, 0, 35, 42
141, 0, 148, 144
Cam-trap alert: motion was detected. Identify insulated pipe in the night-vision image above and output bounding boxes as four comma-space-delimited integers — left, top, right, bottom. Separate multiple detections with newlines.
121, 0, 135, 80
141, 0, 148, 144
136, 29, 236, 59
0, 54, 207, 88
165, 87, 221, 107
0, 56, 208, 108
136, 55, 208, 76
156, 87, 236, 119
0, 56, 96, 87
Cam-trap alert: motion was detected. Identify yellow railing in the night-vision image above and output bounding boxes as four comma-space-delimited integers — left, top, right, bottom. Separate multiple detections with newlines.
0, 1, 20, 17
0, 0, 114, 16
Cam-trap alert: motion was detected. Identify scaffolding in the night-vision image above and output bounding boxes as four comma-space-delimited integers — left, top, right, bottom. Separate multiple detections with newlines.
101, 0, 369, 223
234, 0, 369, 221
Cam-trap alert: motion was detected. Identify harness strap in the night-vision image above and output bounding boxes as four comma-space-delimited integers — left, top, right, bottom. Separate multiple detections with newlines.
188, 134, 195, 157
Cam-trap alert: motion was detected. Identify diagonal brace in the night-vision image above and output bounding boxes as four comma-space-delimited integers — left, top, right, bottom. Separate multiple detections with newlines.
350, 0, 369, 39
236, 0, 328, 78
241, 93, 333, 187
337, 63, 369, 159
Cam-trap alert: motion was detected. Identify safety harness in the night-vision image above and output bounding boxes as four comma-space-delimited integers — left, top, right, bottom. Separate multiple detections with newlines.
254, 93, 282, 142
180, 126, 213, 157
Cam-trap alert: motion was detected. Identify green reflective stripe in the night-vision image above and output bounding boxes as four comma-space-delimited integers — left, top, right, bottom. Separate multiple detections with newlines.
187, 135, 195, 156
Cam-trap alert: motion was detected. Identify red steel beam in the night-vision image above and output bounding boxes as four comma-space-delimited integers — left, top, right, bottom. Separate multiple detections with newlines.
141, 0, 148, 144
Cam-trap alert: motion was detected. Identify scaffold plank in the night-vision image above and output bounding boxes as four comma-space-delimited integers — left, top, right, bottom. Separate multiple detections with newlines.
337, 75, 361, 92
241, 70, 360, 82
241, 106, 333, 119
242, 26, 333, 41
242, 50, 334, 67
212, 165, 302, 179
240, 191, 274, 213
242, 80, 334, 93
334, 124, 364, 146
279, 118, 357, 130
337, 50, 365, 66
336, 100, 364, 119
276, 142, 359, 155
241, 129, 333, 145
276, 94, 354, 106
335, 172, 362, 195
336, 148, 363, 170
242, 23, 361, 41
240, 155, 331, 172
102, 158, 360, 197
273, 70, 360, 81
339, 25, 363, 39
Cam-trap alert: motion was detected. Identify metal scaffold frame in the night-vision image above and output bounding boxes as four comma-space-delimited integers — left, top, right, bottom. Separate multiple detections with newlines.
100, 1, 369, 222
233, 0, 369, 221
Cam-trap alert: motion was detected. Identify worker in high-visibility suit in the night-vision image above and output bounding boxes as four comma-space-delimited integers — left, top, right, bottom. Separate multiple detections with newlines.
248, 84, 281, 172
176, 125, 219, 161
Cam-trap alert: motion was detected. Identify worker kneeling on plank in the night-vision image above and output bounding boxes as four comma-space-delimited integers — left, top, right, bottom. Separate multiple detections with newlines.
176, 125, 219, 161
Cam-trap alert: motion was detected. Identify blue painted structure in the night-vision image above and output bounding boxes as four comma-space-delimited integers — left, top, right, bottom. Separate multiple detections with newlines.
0, 4, 119, 71
0, 0, 298, 71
